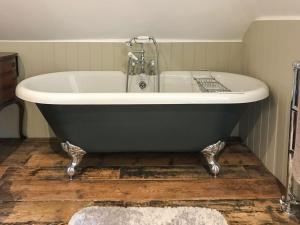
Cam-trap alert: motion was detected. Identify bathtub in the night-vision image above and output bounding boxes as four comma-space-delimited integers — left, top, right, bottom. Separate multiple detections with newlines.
16, 71, 269, 179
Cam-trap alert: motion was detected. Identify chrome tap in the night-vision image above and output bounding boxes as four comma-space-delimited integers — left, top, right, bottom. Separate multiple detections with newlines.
127, 50, 146, 74
126, 36, 160, 91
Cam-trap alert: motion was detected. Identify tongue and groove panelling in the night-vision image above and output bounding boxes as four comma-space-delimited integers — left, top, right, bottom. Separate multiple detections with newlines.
0, 41, 243, 138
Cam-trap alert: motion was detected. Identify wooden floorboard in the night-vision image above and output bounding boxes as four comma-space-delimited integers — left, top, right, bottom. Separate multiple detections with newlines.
0, 178, 281, 202
0, 139, 299, 224
0, 200, 299, 225
3, 165, 265, 181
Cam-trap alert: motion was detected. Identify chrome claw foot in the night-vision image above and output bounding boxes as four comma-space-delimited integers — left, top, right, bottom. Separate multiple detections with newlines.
280, 194, 300, 215
280, 196, 291, 214
201, 141, 225, 177
61, 141, 86, 180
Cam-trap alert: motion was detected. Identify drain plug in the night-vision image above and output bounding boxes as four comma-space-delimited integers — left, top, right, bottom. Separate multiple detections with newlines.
139, 81, 147, 89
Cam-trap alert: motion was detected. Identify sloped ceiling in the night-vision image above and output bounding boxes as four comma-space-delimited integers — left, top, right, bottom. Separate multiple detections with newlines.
0, 0, 300, 41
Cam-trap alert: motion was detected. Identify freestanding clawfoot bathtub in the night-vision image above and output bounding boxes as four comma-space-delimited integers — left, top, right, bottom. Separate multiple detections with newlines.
16, 71, 269, 179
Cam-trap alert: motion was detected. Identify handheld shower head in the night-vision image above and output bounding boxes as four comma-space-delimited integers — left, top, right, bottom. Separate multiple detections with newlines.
126, 36, 158, 47
136, 36, 150, 41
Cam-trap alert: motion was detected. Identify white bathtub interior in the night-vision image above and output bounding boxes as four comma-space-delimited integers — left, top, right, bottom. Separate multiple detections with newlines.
128, 74, 158, 92
25, 71, 127, 93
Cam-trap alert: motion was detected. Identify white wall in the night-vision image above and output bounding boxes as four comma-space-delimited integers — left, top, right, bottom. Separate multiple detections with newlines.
0, 0, 300, 41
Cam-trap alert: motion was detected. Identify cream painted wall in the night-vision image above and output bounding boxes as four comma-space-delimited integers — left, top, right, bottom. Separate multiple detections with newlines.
0, 41, 243, 138
1, 0, 300, 40
241, 20, 300, 185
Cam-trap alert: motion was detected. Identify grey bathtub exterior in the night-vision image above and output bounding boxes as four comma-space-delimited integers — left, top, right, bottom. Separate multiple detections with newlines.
16, 71, 268, 180
37, 103, 247, 152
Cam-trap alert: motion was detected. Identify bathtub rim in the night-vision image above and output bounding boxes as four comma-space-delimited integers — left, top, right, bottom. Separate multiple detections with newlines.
16, 71, 269, 105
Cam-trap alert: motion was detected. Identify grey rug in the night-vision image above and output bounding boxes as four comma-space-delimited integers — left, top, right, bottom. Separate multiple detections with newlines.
69, 206, 228, 225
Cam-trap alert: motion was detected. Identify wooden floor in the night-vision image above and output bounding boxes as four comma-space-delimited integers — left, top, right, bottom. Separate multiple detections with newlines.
0, 139, 299, 225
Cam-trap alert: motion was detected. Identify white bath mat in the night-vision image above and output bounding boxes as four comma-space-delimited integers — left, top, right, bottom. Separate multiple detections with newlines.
68, 206, 228, 225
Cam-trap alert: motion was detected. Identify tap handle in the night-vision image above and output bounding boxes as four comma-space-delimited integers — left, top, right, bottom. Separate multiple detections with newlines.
149, 60, 155, 66
128, 52, 138, 61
